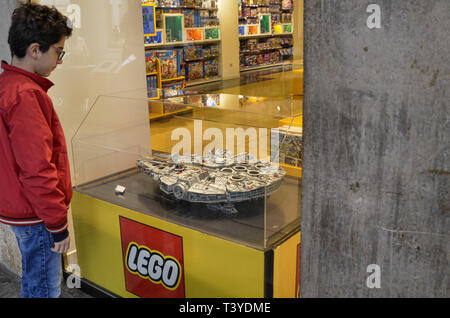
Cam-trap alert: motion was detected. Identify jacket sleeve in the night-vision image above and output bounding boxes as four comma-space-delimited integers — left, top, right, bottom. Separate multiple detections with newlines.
7, 89, 68, 242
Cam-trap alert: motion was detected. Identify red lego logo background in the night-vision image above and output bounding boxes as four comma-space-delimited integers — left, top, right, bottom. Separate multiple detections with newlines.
119, 217, 185, 298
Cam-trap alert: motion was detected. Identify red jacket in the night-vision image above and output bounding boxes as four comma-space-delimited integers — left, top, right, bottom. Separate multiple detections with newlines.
0, 61, 72, 242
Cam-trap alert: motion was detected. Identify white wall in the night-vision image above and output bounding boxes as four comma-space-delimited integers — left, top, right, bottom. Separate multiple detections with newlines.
218, 0, 240, 80
0, 0, 16, 65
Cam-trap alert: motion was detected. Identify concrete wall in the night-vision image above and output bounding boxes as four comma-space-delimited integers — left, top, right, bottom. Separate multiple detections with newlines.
0, 0, 22, 277
300, 0, 449, 297
0, 0, 16, 64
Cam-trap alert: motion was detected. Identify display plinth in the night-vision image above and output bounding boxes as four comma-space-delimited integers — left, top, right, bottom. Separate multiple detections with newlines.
72, 188, 299, 298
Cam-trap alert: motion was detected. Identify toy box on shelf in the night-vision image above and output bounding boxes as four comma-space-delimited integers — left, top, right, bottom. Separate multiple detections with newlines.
155, 50, 182, 80
185, 61, 204, 81
205, 27, 220, 40
145, 51, 160, 99
183, 45, 202, 61
186, 28, 203, 41
145, 52, 158, 74
144, 30, 163, 45
203, 59, 219, 77
281, 0, 293, 10
183, 44, 219, 61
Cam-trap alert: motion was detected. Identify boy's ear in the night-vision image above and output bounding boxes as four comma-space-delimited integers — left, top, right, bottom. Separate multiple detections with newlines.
28, 43, 41, 59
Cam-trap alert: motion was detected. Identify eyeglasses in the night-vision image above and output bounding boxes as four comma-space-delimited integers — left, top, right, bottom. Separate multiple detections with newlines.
50, 45, 66, 61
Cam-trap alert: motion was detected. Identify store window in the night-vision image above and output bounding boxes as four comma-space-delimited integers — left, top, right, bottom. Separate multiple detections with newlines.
31, 0, 303, 298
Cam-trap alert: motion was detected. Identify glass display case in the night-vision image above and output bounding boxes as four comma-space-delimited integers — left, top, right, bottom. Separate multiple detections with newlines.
72, 89, 301, 250
70, 88, 301, 297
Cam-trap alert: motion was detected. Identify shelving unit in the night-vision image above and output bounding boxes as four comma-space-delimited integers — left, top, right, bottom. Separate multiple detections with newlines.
238, 0, 294, 71
145, 50, 186, 95
142, 0, 222, 89
146, 56, 193, 119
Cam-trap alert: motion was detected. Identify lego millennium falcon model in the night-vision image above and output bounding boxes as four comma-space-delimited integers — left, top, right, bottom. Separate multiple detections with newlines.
136, 150, 286, 214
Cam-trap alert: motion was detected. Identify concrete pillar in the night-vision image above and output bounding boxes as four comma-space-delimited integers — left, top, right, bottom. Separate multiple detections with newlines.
0, 0, 22, 276
0, 0, 16, 64
300, 0, 449, 297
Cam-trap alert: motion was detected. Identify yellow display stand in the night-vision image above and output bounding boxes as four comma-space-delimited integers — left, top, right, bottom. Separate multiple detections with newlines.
71, 192, 300, 298
274, 232, 301, 298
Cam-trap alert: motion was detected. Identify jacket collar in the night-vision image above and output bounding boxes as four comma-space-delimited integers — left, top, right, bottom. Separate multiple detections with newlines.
1, 60, 54, 92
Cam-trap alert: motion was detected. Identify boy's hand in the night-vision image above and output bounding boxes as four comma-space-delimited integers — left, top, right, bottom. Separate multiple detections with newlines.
51, 236, 70, 254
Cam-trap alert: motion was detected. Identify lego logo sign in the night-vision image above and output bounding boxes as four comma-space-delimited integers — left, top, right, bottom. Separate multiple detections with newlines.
119, 217, 185, 298
125, 243, 181, 290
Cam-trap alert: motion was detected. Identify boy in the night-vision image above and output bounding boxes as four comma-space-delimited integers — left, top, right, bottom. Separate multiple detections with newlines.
0, 3, 73, 298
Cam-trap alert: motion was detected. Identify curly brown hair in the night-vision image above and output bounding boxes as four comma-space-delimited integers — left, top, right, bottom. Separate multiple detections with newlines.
8, 3, 73, 59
